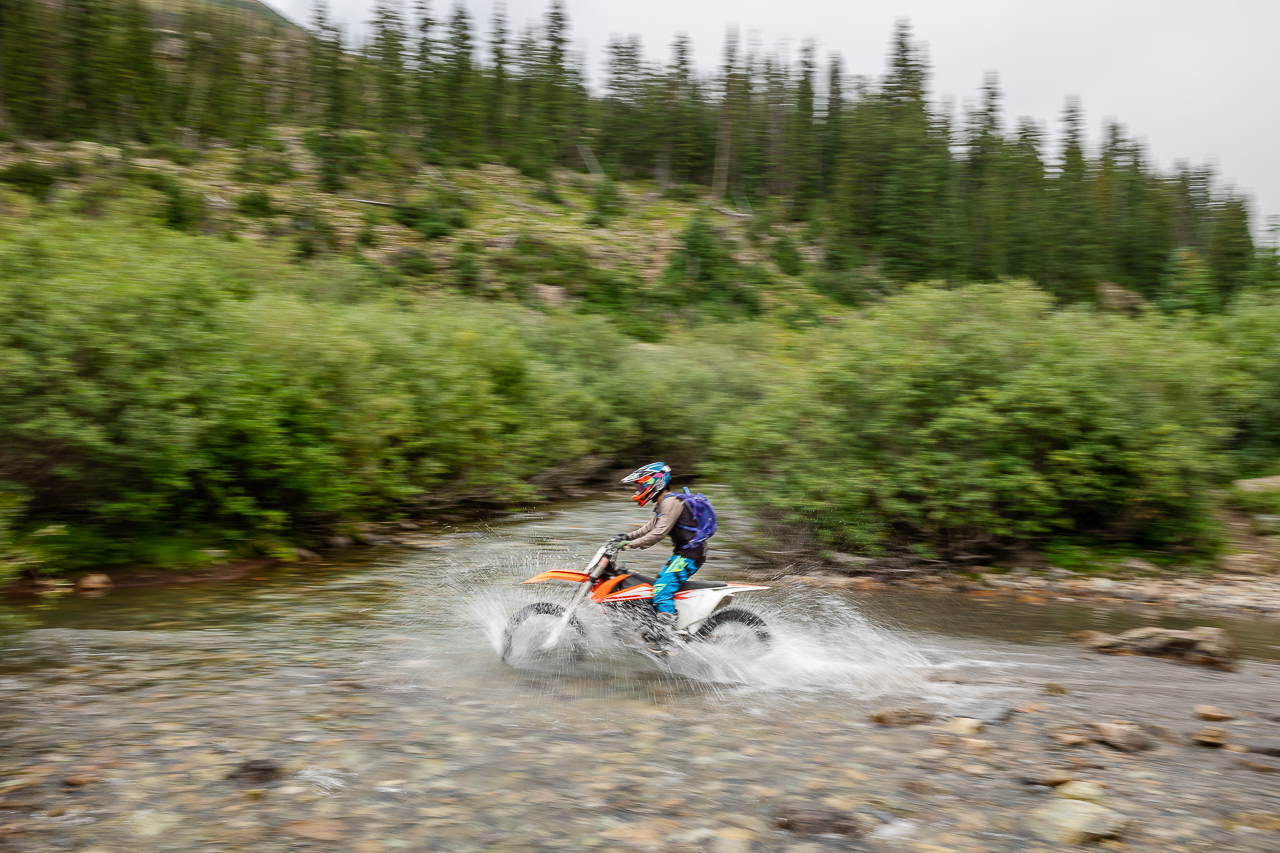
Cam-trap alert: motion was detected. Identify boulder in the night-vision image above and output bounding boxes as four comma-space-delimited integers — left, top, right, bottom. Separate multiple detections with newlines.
1025, 800, 1128, 845
1089, 722, 1153, 753
75, 573, 113, 591
942, 717, 984, 736
1075, 626, 1237, 670
1055, 781, 1106, 803
1234, 475, 1280, 493
774, 807, 869, 837
1191, 727, 1228, 748
1194, 704, 1234, 721
227, 759, 283, 785
953, 700, 1016, 724
868, 707, 933, 727
1250, 515, 1280, 536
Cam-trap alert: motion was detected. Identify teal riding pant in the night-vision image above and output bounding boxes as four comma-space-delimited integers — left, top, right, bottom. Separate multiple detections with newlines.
651, 554, 699, 614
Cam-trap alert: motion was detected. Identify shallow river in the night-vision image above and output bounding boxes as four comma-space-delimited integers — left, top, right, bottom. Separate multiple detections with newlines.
4, 495, 1280, 852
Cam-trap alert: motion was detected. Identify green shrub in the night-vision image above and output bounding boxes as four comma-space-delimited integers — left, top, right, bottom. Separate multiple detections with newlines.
1210, 291, 1280, 473
0, 161, 58, 201
806, 267, 895, 307
145, 143, 203, 167
128, 169, 203, 231
291, 208, 339, 259
0, 213, 688, 559
662, 211, 762, 317
771, 234, 803, 276
304, 130, 369, 192
233, 146, 295, 185
588, 178, 626, 227
662, 185, 700, 202
392, 196, 468, 240
391, 248, 433, 277
453, 242, 481, 290
236, 189, 278, 218
716, 282, 1230, 553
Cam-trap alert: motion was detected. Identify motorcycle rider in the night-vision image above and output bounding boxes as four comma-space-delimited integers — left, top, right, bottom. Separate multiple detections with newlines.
616, 462, 706, 655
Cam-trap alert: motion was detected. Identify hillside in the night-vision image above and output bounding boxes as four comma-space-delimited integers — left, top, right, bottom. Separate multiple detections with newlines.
142, 0, 304, 34
0, 134, 841, 331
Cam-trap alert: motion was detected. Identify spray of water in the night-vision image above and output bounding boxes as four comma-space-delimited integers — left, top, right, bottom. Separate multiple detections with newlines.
372, 519, 977, 709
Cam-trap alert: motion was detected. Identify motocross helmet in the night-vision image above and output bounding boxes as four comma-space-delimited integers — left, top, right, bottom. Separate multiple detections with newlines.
622, 462, 671, 507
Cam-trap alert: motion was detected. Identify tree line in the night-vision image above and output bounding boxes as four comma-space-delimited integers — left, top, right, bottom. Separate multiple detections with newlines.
0, 0, 1273, 304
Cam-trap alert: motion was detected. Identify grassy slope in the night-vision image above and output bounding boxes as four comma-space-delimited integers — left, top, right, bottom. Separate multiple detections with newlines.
141, 0, 305, 34
0, 133, 839, 326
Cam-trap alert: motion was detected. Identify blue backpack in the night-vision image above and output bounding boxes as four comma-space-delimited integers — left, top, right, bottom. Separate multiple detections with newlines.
672, 487, 717, 550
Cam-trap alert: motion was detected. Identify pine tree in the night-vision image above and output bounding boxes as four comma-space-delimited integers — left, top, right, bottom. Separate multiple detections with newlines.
442, 3, 478, 161
541, 0, 569, 162
788, 42, 818, 220
486, 3, 509, 153
412, 0, 436, 149
821, 53, 844, 197
370, 0, 409, 136
1044, 97, 1098, 301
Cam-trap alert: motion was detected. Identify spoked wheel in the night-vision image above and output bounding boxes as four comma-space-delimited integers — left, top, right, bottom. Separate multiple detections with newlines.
692, 607, 772, 656
501, 602, 587, 667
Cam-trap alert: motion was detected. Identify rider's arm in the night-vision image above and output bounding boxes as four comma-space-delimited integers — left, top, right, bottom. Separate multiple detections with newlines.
624, 494, 682, 550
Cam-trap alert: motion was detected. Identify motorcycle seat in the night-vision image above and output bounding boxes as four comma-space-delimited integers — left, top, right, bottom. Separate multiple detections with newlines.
625, 571, 729, 592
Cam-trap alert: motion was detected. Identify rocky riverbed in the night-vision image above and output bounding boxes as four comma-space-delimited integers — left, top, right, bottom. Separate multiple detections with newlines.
4, 498, 1280, 852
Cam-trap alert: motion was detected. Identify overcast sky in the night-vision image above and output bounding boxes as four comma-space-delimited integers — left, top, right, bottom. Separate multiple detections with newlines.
267, 0, 1280, 235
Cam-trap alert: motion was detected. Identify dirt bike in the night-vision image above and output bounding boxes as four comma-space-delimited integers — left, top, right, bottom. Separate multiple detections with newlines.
501, 537, 772, 664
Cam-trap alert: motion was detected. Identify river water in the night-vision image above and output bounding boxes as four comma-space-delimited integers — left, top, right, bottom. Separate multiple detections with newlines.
5, 495, 1280, 851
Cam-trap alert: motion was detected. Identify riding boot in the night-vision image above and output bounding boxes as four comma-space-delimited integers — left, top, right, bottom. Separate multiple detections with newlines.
644, 611, 679, 658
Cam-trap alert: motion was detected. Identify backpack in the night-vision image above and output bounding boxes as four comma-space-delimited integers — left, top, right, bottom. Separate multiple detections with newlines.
673, 487, 717, 550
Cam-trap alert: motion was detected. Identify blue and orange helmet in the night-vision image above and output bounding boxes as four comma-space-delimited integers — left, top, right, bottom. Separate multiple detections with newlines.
622, 462, 671, 507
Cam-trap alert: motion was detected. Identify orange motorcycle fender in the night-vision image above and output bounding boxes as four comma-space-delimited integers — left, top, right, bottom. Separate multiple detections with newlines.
521, 569, 591, 584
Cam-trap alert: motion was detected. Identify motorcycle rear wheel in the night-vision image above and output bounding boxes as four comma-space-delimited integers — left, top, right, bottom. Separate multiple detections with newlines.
692, 607, 772, 654
501, 602, 587, 665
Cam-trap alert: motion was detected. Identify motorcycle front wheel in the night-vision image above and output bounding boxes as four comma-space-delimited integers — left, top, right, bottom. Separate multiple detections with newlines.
692, 607, 772, 656
500, 602, 587, 667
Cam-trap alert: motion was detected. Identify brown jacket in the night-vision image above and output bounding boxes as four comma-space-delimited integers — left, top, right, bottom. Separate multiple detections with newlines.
623, 492, 686, 550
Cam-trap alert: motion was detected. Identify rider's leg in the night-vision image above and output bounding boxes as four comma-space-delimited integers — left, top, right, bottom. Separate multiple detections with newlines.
651, 554, 698, 616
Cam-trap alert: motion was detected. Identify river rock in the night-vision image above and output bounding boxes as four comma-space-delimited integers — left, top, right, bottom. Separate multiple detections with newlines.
1020, 769, 1075, 787
280, 819, 346, 841
1053, 728, 1092, 747
1025, 800, 1128, 844
1234, 475, 1280, 492
1089, 722, 1153, 753
227, 758, 284, 784
943, 717, 984, 735
1044, 682, 1069, 696
774, 808, 869, 837
1239, 756, 1280, 773
1191, 726, 1228, 748
1194, 704, 1234, 721
1251, 515, 1280, 536
828, 552, 873, 570
953, 700, 1015, 724
75, 573, 113, 591
869, 707, 933, 726
1075, 626, 1238, 669
1055, 781, 1106, 803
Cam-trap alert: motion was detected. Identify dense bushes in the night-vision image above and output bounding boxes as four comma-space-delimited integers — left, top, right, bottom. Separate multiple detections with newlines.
4, 211, 1280, 568
0, 215, 762, 561
715, 283, 1234, 553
